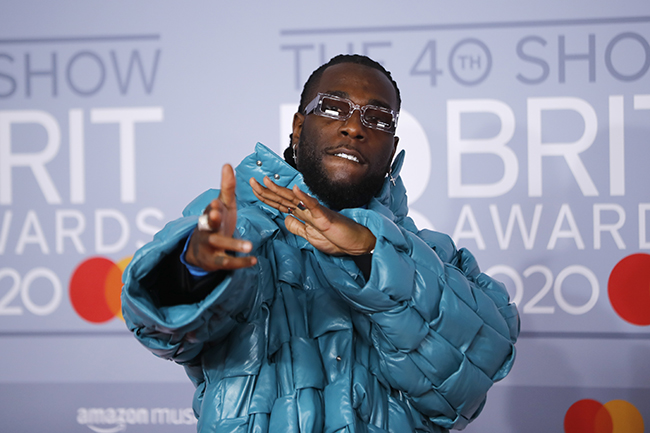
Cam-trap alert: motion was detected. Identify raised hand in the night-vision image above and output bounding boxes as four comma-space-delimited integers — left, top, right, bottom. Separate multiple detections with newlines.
185, 164, 257, 272
250, 176, 376, 256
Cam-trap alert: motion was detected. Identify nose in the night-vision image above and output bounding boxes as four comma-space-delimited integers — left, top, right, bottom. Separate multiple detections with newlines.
340, 108, 366, 139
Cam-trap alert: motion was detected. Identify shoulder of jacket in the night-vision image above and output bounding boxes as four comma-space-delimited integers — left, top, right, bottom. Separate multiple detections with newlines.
182, 189, 221, 217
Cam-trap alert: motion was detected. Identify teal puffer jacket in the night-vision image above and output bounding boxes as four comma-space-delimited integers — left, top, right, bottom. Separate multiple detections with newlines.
122, 143, 519, 433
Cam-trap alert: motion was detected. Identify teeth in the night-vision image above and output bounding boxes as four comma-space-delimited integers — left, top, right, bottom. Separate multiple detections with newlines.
335, 153, 359, 163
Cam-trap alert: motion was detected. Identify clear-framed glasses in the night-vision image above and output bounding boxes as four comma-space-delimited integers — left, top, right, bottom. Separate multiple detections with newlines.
304, 92, 399, 133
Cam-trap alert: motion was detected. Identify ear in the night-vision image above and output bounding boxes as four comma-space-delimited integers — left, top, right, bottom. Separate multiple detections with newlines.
292, 112, 305, 147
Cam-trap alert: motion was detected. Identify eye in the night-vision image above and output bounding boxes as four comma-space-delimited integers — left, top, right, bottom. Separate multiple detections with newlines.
364, 108, 394, 129
320, 97, 349, 118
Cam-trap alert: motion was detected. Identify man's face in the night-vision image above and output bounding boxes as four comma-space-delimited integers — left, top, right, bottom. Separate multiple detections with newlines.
292, 63, 399, 209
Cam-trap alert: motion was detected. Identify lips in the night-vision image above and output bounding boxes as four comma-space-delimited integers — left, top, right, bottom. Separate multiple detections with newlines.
327, 146, 365, 164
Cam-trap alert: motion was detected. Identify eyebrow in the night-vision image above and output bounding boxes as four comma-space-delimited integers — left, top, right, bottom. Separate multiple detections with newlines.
325, 90, 393, 111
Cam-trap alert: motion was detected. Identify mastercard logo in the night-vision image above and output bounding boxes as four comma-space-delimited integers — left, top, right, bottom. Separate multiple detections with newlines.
564, 399, 644, 433
608, 253, 650, 326
69, 256, 132, 323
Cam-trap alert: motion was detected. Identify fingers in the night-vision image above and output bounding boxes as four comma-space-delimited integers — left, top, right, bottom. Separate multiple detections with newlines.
193, 250, 257, 272
284, 214, 306, 237
249, 176, 372, 256
250, 177, 327, 231
201, 239, 256, 270
291, 185, 322, 216
202, 164, 235, 233
292, 185, 317, 207
284, 215, 346, 256
186, 228, 257, 272
250, 177, 296, 213
208, 255, 257, 271
200, 199, 222, 232
262, 176, 298, 203
206, 232, 252, 254
219, 164, 237, 208
256, 177, 317, 213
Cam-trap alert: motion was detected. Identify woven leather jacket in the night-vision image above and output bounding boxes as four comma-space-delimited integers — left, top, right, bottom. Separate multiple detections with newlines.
122, 143, 520, 433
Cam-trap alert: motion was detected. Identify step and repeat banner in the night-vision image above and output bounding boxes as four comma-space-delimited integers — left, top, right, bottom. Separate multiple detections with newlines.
1, 1, 649, 432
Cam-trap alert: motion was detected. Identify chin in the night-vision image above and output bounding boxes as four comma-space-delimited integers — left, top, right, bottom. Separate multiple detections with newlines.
297, 140, 386, 209
326, 171, 365, 186
308, 175, 382, 210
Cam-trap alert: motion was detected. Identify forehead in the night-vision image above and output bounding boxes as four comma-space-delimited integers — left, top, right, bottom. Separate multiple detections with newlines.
314, 63, 398, 109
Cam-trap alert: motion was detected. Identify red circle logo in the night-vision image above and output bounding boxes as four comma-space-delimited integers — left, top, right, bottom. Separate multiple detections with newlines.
565, 399, 644, 433
69, 256, 131, 323
608, 253, 650, 326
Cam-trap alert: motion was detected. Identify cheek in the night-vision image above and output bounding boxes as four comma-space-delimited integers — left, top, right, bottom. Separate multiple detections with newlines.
300, 121, 327, 148
373, 141, 396, 170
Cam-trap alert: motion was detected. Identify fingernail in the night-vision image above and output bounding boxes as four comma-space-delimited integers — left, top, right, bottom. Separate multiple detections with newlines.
297, 201, 306, 210
242, 242, 252, 252
287, 207, 293, 215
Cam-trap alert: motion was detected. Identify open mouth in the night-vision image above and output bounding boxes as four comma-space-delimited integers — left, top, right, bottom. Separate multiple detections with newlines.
334, 152, 360, 163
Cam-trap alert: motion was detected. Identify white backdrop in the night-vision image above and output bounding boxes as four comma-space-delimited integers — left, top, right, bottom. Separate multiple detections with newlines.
1, 1, 649, 432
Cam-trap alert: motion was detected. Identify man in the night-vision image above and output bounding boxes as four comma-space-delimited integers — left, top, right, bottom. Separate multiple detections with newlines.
122, 54, 519, 433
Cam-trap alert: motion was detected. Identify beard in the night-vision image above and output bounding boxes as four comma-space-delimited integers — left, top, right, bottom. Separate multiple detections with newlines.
296, 136, 390, 210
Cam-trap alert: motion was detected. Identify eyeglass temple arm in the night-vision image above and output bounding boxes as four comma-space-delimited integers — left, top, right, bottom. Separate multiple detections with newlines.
304, 95, 321, 114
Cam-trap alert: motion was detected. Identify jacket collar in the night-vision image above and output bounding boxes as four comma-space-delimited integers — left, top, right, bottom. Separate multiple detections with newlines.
236, 142, 409, 222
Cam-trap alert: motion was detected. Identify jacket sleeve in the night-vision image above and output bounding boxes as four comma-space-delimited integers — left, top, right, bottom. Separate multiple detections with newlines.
314, 208, 520, 431
121, 191, 277, 366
